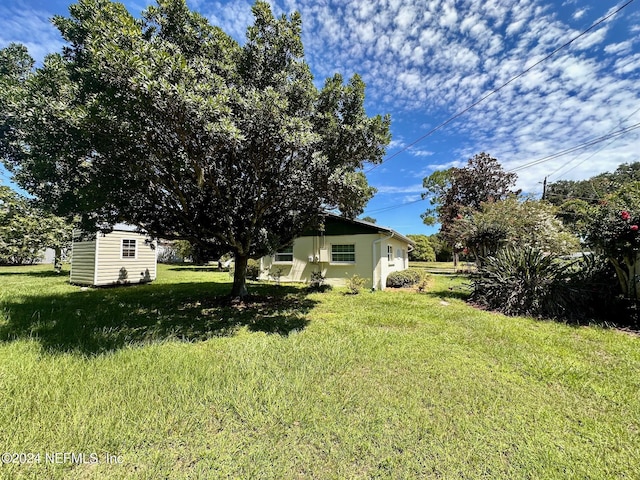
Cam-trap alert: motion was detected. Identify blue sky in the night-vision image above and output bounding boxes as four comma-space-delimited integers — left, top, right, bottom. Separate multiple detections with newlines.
1, 0, 640, 236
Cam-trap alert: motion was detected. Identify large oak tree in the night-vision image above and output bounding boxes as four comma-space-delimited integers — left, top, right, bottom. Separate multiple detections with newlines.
0, 0, 390, 297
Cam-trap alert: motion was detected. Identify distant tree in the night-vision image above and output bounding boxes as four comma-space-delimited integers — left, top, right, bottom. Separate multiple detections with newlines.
407, 234, 436, 262
546, 162, 640, 207
0, 186, 72, 266
360, 216, 376, 224
556, 198, 592, 239
427, 233, 453, 262
421, 153, 519, 261
0, 0, 390, 297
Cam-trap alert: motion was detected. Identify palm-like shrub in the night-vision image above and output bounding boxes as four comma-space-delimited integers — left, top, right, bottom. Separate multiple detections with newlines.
471, 247, 629, 322
471, 247, 577, 318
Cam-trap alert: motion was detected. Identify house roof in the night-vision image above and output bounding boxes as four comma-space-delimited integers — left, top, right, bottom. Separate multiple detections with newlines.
314, 212, 414, 246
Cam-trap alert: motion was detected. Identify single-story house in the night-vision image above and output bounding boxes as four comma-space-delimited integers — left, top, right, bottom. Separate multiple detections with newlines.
259, 213, 414, 290
70, 226, 157, 286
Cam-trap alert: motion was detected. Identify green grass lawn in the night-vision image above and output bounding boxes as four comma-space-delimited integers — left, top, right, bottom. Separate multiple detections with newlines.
0, 264, 638, 479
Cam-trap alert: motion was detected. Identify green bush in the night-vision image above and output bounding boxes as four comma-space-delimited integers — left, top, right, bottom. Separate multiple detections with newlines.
346, 274, 367, 294
471, 247, 628, 322
471, 247, 576, 318
308, 271, 331, 292
386, 268, 427, 288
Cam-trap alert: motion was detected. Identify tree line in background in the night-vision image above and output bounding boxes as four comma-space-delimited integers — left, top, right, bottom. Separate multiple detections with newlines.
0, 186, 72, 267
416, 152, 640, 325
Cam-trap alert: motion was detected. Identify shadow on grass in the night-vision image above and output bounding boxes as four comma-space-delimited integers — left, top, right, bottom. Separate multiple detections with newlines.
165, 265, 223, 272
0, 269, 68, 278
0, 281, 314, 356
426, 274, 472, 301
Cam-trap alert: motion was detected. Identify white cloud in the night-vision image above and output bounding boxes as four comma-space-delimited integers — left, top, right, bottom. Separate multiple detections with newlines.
408, 148, 434, 158
0, 5, 64, 65
572, 8, 588, 20
375, 184, 425, 194
604, 40, 634, 55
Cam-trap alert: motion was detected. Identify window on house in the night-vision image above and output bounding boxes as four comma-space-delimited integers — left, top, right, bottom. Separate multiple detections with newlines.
331, 244, 355, 263
122, 239, 137, 258
274, 245, 294, 263
387, 245, 393, 261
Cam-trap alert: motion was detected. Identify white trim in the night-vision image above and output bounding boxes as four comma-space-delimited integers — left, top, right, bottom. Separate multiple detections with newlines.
273, 245, 294, 264
372, 232, 394, 290
93, 234, 100, 286
121, 238, 138, 260
330, 244, 356, 264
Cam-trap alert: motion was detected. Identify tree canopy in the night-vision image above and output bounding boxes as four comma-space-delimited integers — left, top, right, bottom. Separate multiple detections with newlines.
421, 152, 519, 243
546, 162, 640, 207
0, 0, 390, 296
406, 234, 436, 262
450, 196, 580, 264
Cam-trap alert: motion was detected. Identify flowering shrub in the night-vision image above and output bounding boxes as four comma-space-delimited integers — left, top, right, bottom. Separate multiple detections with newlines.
585, 183, 640, 301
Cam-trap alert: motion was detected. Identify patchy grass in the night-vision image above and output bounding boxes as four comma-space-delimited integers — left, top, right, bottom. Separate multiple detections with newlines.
0, 264, 638, 479
411, 261, 476, 274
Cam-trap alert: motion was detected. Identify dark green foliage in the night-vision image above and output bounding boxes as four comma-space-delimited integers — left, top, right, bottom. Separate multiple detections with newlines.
585, 182, 640, 301
546, 162, 640, 207
471, 248, 580, 319
472, 247, 634, 324
421, 153, 519, 242
0, 186, 72, 265
246, 259, 261, 280
562, 254, 630, 324
427, 234, 452, 262
386, 268, 428, 288
307, 270, 331, 292
0, 0, 390, 297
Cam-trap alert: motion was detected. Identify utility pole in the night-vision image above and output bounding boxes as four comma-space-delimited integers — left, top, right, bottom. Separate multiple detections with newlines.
542, 176, 547, 200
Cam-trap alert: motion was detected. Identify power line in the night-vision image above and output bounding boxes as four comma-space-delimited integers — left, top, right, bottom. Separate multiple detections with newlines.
363, 120, 640, 215
507, 122, 640, 173
548, 105, 640, 180
366, 0, 637, 174
363, 196, 427, 215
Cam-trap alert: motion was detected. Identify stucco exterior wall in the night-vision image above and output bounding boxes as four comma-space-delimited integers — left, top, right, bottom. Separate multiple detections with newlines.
259, 233, 410, 290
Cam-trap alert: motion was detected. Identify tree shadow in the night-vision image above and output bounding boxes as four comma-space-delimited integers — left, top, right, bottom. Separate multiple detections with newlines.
0, 269, 67, 278
425, 275, 472, 301
0, 281, 314, 356
166, 266, 221, 272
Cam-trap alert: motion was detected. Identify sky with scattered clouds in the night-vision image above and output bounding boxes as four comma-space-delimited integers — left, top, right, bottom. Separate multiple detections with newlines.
1, 0, 639, 235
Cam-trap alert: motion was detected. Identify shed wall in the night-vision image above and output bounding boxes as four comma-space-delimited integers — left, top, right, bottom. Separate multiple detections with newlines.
69, 240, 97, 285
94, 231, 157, 286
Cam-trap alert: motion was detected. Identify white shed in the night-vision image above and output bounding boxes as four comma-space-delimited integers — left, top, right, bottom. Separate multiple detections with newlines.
70, 228, 157, 286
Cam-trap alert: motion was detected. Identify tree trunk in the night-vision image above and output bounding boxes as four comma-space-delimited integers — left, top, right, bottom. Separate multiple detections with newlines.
54, 246, 62, 273
231, 254, 249, 299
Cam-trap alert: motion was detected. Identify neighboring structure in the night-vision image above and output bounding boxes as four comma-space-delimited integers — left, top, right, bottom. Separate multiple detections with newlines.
70, 226, 157, 286
259, 213, 414, 290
